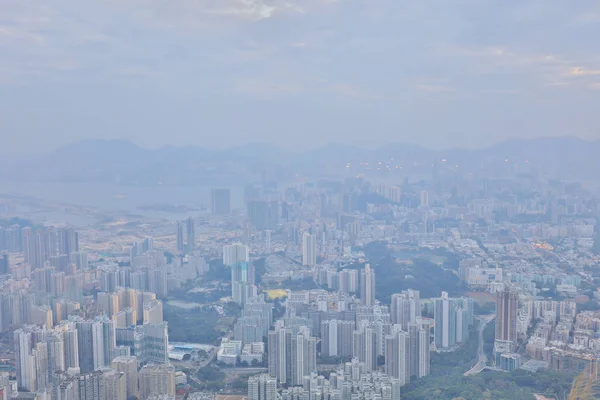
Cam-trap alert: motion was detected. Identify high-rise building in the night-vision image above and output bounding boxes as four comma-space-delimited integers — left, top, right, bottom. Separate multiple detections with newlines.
148, 268, 168, 298
248, 374, 277, 400
176, 222, 185, 254
57, 228, 79, 259
247, 200, 279, 231
268, 326, 316, 385
419, 190, 429, 206
139, 364, 176, 399
22, 227, 79, 269
59, 323, 80, 371
416, 319, 431, 378
338, 269, 359, 294
99, 317, 117, 368
14, 327, 35, 391
496, 287, 518, 344
224, 243, 256, 305
385, 329, 410, 385
353, 326, 378, 371
45, 331, 66, 380
111, 356, 139, 399
103, 370, 126, 400
265, 231, 272, 255
434, 292, 457, 350
0, 252, 8, 275
302, 232, 317, 267
234, 296, 273, 345
186, 217, 196, 253
223, 243, 250, 266
360, 264, 376, 306
143, 300, 164, 324
212, 188, 231, 215
134, 323, 169, 365
321, 320, 355, 358
71, 251, 88, 271
98, 292, 120, 318
78, 371, 104, 400
75, 320, 105, 373
391, 290, 421, 328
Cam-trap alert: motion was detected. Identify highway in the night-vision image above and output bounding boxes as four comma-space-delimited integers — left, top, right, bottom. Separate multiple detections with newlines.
464, 313, 496, 376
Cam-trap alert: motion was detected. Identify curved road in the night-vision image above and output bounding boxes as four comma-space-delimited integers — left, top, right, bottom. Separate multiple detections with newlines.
464, 314, 496, 376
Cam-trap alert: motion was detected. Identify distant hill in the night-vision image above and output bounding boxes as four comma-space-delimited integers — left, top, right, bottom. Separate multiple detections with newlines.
1, 136, 599, 185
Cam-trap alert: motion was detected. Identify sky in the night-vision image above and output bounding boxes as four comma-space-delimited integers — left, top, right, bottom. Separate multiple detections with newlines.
1, 0, 599, 153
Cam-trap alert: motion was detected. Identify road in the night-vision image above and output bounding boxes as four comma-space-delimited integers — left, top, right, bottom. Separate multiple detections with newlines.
464, 314, 496, 376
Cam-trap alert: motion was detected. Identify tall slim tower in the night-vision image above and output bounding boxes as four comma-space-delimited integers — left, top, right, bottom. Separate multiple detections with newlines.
419, 190, 429, 207
434, 292, 457, 350
302, 232, 317, 267
176, 222, 185, 254
495, 287, 518, 343
185, 217, 195, 253
360, 264, 376, 306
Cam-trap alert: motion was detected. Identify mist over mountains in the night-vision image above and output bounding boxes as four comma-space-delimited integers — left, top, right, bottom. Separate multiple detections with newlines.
1, 137, 599, 185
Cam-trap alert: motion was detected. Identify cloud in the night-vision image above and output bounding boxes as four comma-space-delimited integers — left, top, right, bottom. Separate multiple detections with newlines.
330, 84, 382, 101
418, 85, 453, 93
570, 67, 600, 76
1, 0, 600, 152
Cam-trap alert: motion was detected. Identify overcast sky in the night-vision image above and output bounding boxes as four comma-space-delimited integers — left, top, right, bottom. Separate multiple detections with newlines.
1, 0, 599, 153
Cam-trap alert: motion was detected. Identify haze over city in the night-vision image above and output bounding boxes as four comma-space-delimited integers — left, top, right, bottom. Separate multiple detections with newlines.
3, 1, 600, 400
1, 0, 600, 152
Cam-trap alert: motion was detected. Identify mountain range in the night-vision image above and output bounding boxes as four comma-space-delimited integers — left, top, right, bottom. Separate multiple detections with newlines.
1, 137, 599, 185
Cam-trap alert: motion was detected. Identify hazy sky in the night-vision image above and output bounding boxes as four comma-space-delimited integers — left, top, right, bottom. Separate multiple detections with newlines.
1, 0, 599, 153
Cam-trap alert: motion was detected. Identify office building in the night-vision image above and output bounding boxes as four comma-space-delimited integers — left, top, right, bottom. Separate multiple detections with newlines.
302, 232, 317, 267
360, 264, 376, 306
496, 287, 518, 344
212, 188, 231, 215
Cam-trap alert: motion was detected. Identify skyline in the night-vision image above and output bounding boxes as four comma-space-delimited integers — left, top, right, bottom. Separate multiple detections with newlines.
3, 134, 600, 157
1, 0, 600, 152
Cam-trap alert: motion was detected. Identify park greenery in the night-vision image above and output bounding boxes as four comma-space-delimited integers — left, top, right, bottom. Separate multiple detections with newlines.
375, 256, 463, 300
401, 369, 576, 400
163, 304, 224, 344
